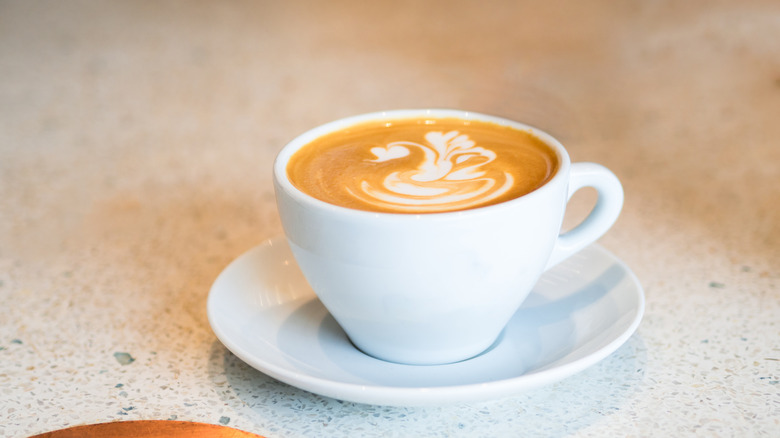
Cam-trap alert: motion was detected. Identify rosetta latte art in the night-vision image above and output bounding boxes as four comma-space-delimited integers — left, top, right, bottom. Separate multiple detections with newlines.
347, 131, 514, 212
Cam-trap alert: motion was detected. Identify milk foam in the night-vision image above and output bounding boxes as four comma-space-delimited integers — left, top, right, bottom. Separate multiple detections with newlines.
347, 131, 514, 212
286, 117, 557, 214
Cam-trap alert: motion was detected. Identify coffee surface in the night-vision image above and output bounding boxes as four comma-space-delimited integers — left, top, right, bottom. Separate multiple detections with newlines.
286, 117, 558, 213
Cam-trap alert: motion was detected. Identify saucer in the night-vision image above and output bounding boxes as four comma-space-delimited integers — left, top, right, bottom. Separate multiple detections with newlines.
207, 237, 644, 406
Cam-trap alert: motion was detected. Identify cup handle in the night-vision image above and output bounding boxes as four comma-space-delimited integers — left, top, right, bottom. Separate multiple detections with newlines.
545, 162, 624, 270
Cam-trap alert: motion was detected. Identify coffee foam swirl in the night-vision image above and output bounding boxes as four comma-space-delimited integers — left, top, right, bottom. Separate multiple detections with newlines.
286, 117, 557, 214
346, 131, 515, 212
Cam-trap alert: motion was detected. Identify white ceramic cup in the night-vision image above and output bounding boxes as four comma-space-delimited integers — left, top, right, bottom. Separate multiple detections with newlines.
273, 109, 623, 365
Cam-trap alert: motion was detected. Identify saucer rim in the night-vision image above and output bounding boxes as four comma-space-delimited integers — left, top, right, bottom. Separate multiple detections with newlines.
207, 238, 645, 406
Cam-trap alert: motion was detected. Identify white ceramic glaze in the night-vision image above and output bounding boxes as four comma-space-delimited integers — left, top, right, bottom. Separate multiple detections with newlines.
273, 109, 624, 365
207, 238, 645, 407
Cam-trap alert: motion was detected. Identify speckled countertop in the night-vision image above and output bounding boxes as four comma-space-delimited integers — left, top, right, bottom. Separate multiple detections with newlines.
1, 1, 778, 437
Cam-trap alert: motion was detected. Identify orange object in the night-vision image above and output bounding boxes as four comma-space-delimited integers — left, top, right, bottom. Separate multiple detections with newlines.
29, 420, 265, 438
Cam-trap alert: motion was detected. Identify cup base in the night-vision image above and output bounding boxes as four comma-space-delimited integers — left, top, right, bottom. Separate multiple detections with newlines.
345, 330, 506, 366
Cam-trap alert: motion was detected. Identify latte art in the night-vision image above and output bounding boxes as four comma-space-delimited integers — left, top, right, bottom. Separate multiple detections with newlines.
349, 131, 515, 212
286, 117, 558, 213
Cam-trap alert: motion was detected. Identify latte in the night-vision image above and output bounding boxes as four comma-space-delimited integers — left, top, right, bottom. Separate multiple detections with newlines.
286, 117, 558, 213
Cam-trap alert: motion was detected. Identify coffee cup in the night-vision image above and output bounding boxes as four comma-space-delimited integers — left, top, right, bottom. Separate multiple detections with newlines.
273, 109, 623, 365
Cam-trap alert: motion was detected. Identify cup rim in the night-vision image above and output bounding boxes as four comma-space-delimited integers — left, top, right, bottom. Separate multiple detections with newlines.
273, 109, 571, 219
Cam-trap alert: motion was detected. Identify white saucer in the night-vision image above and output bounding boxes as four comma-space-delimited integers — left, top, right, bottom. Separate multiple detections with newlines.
207, 237, 644, 406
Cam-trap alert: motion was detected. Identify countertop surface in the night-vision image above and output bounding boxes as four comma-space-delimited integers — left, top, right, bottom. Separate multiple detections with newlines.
1, 1, 778, 436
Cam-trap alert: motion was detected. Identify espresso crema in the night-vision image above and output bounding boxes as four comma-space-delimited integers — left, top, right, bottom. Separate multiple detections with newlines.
286, 117, 558, 213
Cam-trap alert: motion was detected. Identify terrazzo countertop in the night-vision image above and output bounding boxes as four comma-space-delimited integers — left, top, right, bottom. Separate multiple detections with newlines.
1, 1, 778, 436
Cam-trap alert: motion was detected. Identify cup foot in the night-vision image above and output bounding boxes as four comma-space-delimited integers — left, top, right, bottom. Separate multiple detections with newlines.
346, 331, 505, 366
